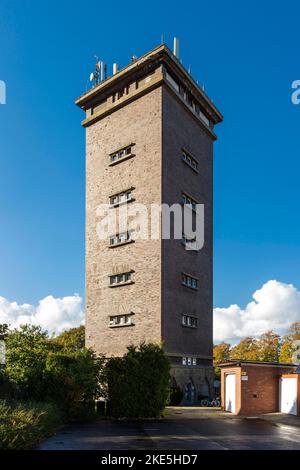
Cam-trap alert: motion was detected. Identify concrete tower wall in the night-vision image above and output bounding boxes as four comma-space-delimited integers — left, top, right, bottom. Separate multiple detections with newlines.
85, 88, 162, 356
161, 85, 214, 397
76, 44, 223, 402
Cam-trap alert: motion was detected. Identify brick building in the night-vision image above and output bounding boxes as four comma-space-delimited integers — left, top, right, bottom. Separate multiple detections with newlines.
75, 43, 223, 402
220, 361, 298, 415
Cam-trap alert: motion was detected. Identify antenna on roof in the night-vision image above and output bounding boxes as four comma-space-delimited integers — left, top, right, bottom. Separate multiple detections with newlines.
173, 37, 180, 59
89, 56, 101, 87
100, 61, 107, 82
113, 63, 119, 75
131, 55, 138, 63
89, 56, 107, 87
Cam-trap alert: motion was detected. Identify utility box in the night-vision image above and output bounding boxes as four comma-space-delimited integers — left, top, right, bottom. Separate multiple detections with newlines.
219, 361, 297, 416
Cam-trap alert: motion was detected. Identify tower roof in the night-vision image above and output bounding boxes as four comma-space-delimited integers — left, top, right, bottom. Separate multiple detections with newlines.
75, 44, 223, 128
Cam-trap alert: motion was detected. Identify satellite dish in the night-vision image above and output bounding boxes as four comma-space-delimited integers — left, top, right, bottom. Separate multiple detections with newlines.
90, 72, 95, 82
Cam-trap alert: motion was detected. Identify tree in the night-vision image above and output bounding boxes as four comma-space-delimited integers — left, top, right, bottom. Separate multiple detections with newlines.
0, 324, 9, 340
279, 322, 300, 363
288, 322, 300, 340
213, 342, 231, 379
230, 337, 260, 361
279, 341, 294, 363
213, 342, 231, 364
44, 348, 104, 420
4, 324, 103, 419
105, 343, 170, 418
256, 331, 281, 362
53, 325, 85, 352
5, 325, 53, 400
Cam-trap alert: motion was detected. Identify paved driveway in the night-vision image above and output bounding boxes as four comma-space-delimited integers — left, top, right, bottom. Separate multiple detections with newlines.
39, 408, 300, 450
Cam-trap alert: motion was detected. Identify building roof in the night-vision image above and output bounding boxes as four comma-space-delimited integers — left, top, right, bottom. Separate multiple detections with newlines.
218, 360, 297, 368
75, 43, 223, 125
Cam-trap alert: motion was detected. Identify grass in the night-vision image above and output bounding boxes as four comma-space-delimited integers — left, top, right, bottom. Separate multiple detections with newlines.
0, 399, 64, 450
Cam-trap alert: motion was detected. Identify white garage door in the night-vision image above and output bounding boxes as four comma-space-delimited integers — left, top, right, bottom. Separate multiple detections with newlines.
280, 378, 297, 415
225, 374, 236, 413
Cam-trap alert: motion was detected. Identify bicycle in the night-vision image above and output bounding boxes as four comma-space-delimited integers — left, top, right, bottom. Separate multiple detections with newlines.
200, 397, 220, 407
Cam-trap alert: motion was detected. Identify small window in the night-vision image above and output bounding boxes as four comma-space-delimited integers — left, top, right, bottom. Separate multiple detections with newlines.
182, 357, 187, 366
110, 275, 118, 285
109, 313, 134, 327
181, 192, 199, 211
182, 273, 198, 290
182, 314, 198, 328
109, 231, 133, 246
192, 358, 197, 366
182, 233, 196, 245
109, 271, 133, 286
110, 235, 118, 246
187, 357, 192, 366
110, 145, 134, 164
110, 189, 134, 207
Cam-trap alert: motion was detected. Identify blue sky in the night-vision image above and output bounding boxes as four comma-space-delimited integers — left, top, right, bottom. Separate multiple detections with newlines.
0, 0, 299, 312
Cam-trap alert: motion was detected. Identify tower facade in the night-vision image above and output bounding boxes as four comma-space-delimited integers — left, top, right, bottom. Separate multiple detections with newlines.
76, 44, 222, 401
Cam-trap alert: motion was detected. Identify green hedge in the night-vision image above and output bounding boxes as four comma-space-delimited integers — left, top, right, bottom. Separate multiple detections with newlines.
0, 400, 63, 450
167, 385, 183, 406
4, 325, 104, 420
105, 343, 170, 418
44, 349, 101, 421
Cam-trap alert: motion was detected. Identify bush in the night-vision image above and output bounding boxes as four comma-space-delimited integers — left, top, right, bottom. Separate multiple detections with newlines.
0, 368, 13, 399
5, 325, 54, 400
105, 343, 170, 418
4, 324, 104, 420
0, 400, 63, 450
52, 326, 85, 352
167, 385, 183, 406
44, 349, 103, 421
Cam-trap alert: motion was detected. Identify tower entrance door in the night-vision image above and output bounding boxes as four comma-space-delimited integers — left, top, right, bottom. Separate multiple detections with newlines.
185, 382, 197, 404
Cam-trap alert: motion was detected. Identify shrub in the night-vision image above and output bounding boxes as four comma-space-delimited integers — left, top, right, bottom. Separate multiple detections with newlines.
167, 385, 183, 406
4, 324, 104, 420
52, 326, 85, 352
5, 325, 54, 400
105, 343, 170, 418
44, 349, 103, 420
0, 400, 63, 450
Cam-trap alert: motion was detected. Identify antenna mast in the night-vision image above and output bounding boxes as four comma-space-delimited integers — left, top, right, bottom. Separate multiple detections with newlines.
89, 56, 107, 87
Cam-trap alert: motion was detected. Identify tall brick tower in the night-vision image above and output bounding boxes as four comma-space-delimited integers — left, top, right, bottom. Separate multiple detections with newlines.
76, 43, 222, 402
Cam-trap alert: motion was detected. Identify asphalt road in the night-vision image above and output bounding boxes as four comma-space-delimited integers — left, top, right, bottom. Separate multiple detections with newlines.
39, 408, 300, 450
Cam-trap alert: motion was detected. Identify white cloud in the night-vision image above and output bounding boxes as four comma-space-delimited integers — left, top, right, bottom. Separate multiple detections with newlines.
1, 279, 299, 342
0, 294, 84, 335
214, 280, 300, 344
